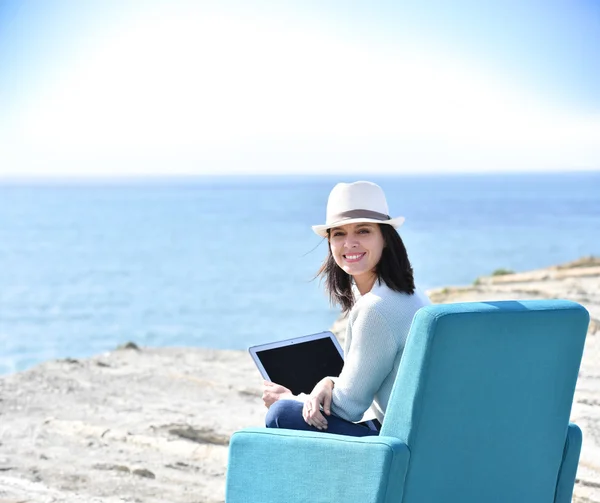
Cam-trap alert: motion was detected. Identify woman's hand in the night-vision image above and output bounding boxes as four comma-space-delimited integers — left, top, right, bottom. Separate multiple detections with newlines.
303, 378, 334, 430
262, 381, 293, 408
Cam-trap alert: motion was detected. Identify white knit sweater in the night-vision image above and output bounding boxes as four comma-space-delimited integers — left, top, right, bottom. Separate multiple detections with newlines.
329, 281, 430, 423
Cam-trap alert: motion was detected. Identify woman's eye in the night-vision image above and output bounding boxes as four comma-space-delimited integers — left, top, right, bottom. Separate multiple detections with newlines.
358, 229, 370, 234
332, 232, 344, 237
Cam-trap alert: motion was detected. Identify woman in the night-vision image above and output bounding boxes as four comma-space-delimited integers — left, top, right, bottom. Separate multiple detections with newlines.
263, 181, 430, 436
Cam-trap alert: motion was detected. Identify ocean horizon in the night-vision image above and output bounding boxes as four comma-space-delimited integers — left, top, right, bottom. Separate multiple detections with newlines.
1, 171, 599, 374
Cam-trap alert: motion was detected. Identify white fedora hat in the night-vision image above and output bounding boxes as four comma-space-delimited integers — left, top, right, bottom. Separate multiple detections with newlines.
312, 181, 405, 237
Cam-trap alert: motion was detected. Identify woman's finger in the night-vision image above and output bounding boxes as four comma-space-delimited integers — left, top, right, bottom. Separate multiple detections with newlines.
262, 391, 272, 407
312, 409, 328, 430
302, 401, 311, 423
323, 392, 332, 416
309, 399, 321, 429
309, 398, 328, 430
304, 400, 318, 428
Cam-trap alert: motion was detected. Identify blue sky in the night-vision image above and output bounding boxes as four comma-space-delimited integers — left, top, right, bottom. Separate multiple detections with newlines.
0, 0, 599, 176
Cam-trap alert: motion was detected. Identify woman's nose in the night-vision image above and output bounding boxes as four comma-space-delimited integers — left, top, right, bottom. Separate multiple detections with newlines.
345, 235, 359, 248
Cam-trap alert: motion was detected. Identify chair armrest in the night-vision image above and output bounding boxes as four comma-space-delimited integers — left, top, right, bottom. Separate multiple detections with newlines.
554, 423, 583, 503
226, 428, 410, 503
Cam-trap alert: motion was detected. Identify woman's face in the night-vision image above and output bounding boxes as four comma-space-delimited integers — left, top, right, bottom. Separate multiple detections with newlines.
329, 222, 385, 287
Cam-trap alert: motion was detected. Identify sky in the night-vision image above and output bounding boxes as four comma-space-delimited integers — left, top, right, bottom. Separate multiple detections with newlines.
0, 0, 599, 177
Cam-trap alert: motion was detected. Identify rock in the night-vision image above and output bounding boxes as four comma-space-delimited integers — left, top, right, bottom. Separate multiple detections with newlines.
59, 358, 81, 365
168, 425, 230, 446
557, 256, 600, 269
116, 341, 140, 351
132, 468, 155, 479
93, 463, 130, 473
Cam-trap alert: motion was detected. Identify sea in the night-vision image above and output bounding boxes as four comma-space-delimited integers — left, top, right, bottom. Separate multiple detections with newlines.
1, 172, 599, 374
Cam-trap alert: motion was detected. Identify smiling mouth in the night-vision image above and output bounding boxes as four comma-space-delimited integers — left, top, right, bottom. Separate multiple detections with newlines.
344, 253, 365, 263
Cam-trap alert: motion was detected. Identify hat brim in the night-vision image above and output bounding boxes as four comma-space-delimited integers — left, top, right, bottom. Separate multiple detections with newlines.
311, 216, 405, 238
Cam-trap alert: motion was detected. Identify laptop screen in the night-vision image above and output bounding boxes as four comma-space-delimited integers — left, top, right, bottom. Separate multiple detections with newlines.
255, 337, 344, 396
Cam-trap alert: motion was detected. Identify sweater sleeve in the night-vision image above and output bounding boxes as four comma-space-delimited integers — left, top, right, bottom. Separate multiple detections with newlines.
330, 304, 400, 422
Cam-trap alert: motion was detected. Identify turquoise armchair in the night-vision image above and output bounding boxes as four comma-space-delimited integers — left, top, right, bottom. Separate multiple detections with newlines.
226, 300, 588, 503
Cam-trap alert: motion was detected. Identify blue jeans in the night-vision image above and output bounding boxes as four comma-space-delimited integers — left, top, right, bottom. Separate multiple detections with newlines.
265, 399, 378, 437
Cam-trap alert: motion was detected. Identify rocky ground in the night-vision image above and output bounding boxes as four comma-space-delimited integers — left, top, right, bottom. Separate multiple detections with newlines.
0, 346, 265, 503
0, 257, 598, 503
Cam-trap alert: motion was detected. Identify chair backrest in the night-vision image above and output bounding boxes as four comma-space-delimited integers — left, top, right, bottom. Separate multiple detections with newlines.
380, 300, 588, 503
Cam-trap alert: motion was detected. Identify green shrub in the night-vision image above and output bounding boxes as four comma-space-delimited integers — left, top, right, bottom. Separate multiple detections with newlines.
492, 268, 514, 276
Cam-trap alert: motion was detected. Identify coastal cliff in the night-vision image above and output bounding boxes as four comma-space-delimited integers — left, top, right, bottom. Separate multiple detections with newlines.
0, 258, 599, 503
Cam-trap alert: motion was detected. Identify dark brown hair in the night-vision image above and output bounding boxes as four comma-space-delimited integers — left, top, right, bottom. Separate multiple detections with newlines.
316, 224, 415, 313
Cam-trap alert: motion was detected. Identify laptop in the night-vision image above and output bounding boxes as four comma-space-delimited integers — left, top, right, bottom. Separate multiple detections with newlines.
249, 331, 380, 431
